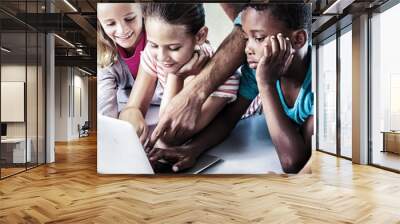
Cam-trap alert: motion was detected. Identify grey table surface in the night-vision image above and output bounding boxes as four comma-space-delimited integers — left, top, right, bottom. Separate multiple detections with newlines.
145, 106, 283, 174
203, 115, 283, 174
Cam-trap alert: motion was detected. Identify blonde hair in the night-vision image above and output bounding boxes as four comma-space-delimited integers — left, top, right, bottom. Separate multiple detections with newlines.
97, 3, 144, 68
97, 21, 118, 68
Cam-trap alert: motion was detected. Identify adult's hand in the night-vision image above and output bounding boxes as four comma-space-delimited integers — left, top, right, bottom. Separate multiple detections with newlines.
146, 91, 203, 150
148, 145, 200, 172
145, 26, 247, 152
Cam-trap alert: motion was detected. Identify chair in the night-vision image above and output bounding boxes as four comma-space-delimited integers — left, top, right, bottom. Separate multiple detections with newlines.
79, 121, 90, 138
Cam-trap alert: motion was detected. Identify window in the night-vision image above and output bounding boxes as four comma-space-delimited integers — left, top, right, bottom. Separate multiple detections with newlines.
339, 27, 352, 158
370, 2, 400, 171
0, 1, 47, 179
317, 36, 337, 154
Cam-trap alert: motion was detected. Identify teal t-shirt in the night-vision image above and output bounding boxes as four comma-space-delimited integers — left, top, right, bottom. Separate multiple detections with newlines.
239, 62, 314, 126
234, 13, 314, 125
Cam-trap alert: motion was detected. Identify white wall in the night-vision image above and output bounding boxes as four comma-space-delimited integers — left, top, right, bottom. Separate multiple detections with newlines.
1, 63, 46, 163
1, 82, 25, 122
55, 66, 69, 141
204, 4, 234, 50
72, 73, 89, 138
1, 65, 38, 138
1, 65, 26, 131
75, 74, 89, 122
55, 66, 89, 141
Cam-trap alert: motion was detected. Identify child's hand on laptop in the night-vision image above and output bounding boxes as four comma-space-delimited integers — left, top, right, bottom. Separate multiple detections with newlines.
147, 146, 201, 172
119, 107, 149, 145
256, 34, 295, 86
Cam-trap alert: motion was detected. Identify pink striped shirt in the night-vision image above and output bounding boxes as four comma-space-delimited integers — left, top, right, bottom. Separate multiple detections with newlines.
140, 42, 239, 102
242, 95, 262, 119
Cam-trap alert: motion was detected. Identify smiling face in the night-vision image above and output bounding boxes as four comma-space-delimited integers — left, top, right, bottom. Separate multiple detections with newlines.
145, 17, 198, 73
98, 3, 143, 52
242, 8, 291, 69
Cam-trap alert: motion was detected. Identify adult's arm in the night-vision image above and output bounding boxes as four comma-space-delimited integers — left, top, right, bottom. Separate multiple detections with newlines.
148, 97, 252, 172
184, 97, 251, 152
220, 3, 246, 21
147, 25, 247, 148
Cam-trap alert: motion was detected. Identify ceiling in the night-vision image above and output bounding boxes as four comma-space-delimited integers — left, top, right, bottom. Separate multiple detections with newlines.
0, 0, 97, 74
0, 0, 393, 76
310, 0, 390, 43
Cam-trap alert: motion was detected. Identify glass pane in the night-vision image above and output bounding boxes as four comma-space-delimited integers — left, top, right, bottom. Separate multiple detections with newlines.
371, 3, 400, 171
27, 31, 38, 169
1, 31, 27, 177
317, 36, 337, 154
38, 32, 45, 165
339, 29, 352, 158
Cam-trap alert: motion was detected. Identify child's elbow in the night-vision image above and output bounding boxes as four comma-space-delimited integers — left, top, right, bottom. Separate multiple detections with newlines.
279, 153, 311, 174
281, 160, 304, 174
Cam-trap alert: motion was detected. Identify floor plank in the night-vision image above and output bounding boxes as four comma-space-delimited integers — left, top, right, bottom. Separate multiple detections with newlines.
1, 134, 400, 223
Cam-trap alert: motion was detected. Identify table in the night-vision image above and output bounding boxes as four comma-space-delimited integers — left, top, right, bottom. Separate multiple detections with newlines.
203, 115, 283, 174
381, 131, 400, 154
1, 138, 32, 163
145, 106, 283, 174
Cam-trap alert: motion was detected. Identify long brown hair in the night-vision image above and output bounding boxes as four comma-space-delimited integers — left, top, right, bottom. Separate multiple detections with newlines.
141, 3, 205, 35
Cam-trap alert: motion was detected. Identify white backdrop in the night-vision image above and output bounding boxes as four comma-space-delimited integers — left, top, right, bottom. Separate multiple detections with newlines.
1, 81, 25, 122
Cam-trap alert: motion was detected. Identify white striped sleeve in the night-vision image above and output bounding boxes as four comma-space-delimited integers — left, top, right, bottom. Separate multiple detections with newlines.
210, 71, 240, 103
242, 95, 262, 119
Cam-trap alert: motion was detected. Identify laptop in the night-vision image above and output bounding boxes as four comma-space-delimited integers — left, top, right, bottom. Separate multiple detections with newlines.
97, 115, 221, 174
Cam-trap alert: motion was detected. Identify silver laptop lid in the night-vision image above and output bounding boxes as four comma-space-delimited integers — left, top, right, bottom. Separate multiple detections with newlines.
97, 115, 154, 174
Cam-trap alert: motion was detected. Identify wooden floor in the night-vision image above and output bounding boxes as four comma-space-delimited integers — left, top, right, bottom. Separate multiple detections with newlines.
1, 167, 26, 178
1, 134, 400, 223
1, 163, 45, 178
